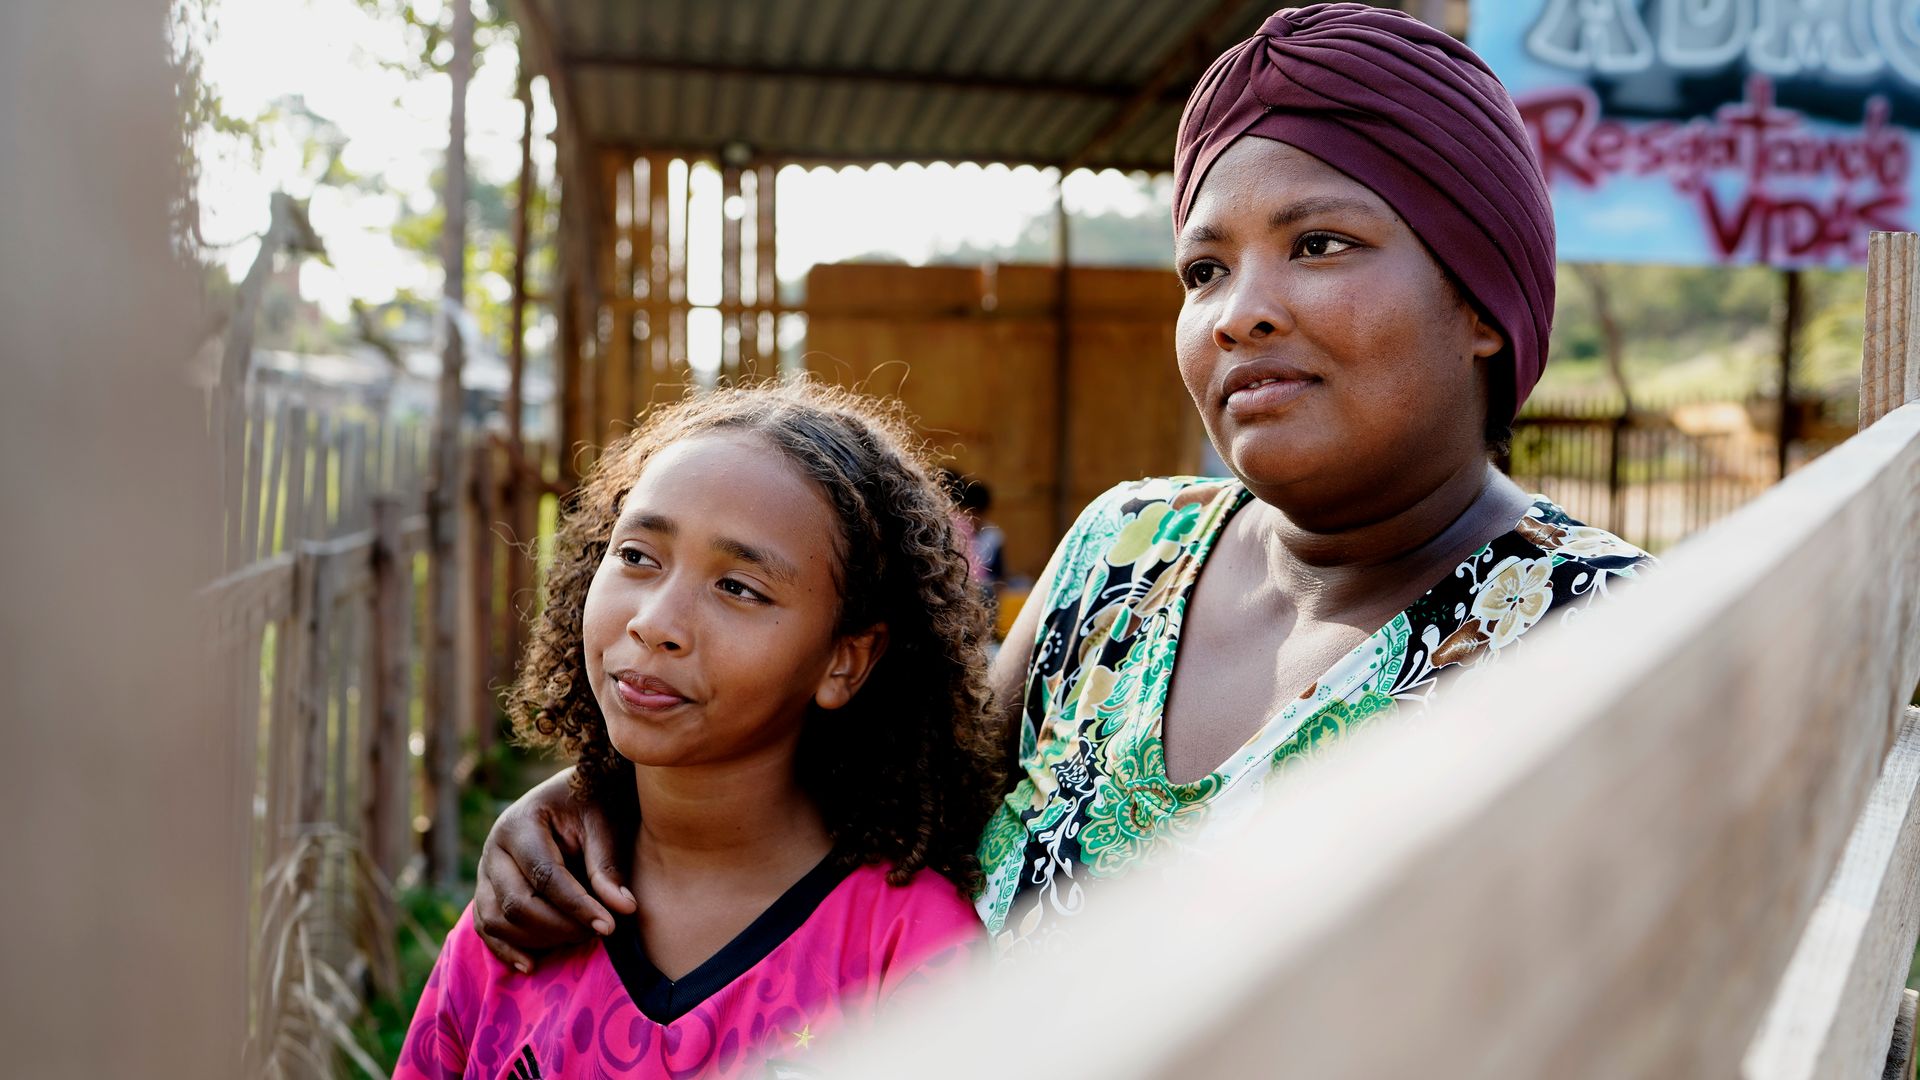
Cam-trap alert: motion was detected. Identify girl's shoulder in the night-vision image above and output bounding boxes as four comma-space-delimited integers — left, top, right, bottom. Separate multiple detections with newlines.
831, 863, 982, 932
825, 864, 981, 1001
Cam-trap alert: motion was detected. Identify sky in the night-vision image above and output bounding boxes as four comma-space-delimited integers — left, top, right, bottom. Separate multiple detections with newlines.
194, 0, 1172, 332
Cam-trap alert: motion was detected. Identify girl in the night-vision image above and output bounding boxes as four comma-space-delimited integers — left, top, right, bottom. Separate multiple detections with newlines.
394, 381, 1001, 1078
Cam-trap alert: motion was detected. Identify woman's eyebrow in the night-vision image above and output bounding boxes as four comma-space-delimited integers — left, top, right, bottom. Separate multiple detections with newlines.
1270, 196, 1382, 229
712, 536, 800, 584
1182, 223, 1227, 246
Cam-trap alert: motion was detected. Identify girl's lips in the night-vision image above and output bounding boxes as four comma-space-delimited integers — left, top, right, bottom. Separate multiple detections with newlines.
1224, 376, 1316, 418
612, 673, 690, 712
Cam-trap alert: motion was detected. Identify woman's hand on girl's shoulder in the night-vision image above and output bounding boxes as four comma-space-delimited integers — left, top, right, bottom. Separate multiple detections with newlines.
472, 766, 637, 973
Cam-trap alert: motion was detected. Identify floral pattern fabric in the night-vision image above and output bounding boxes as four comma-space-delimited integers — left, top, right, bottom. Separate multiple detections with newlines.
973, 477, 1652, 956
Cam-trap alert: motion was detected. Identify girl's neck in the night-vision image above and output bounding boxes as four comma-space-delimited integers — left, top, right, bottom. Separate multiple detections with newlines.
630, 740, 832, 884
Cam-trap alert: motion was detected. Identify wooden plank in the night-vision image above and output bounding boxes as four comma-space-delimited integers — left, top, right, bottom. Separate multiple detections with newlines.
363, 497, 410, 884
295, 551, 331, 834
835, 404, 1920, 1079
471, 440, 499, 756
1748, 707, 1920, 1079
199, 550, 298, 625
1865, 233, 1920, 429
258, 396, 289, 560
1887, 989, 1918, 1080
240, 394, 267, 564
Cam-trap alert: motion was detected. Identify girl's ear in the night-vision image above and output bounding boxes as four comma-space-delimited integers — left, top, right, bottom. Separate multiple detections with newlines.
815, 623, 890, 711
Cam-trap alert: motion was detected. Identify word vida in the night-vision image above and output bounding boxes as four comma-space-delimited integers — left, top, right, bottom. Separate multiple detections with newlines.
1519, 78, 1911, 261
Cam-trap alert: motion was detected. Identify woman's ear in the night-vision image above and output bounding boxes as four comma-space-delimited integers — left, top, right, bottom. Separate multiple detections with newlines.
1468, 306, 1505, 361
815, 623, 890, 711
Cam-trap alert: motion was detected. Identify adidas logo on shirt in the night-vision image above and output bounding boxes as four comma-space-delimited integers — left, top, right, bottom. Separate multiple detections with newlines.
509, 1044, 542, 1079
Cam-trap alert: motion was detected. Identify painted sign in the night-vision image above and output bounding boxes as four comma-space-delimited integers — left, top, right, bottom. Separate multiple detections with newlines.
1470, 1, 1920, 266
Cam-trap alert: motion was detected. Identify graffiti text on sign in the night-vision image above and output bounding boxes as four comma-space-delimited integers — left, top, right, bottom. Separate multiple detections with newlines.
1526, 0, 1920, 84
1519, 77, 1911, 261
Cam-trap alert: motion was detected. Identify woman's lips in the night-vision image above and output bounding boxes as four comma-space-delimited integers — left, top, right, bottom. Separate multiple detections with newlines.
612, 673, 690, 712
1224, 376, 1316, 418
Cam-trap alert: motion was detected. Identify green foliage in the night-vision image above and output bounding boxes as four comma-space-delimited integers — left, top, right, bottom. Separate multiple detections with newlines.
1540, 263, 1868, 404
351, 738, 563, 1071
350, 0, 516, 76
352, 879, 466, 1068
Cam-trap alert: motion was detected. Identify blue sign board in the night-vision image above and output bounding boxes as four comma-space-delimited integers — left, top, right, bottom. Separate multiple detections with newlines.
1470, 1, 1920, 266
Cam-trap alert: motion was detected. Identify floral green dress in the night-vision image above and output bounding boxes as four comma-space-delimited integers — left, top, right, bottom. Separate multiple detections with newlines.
973, 477, 1652, 956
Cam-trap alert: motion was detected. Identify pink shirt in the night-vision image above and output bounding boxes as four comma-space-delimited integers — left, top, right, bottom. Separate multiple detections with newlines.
394, 861, 980, 1079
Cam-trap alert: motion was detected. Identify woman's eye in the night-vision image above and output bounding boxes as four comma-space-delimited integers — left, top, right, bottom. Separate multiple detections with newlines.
1182, 260, 1224, 288
1297, 233, 1354, 258
717, 578, 767, 603
616, 546, 657, 568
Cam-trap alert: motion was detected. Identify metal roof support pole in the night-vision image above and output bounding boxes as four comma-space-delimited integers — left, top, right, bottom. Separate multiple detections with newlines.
722, 163, 744, 379
1052, 170, 1075, 538
425, 0, 474, 892
756, 163, 779, 372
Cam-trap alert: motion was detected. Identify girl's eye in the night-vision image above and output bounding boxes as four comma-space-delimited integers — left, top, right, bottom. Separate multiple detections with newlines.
1297, 233, 1355, 258
717, 578, 768, 603
616, 546, 658, 569
1181, 260, 1225, 289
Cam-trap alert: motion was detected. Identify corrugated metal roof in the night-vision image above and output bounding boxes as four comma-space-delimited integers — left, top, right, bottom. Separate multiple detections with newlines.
515, 0, 1425, 171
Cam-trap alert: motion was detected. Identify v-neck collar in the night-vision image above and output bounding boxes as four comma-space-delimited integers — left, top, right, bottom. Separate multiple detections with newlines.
1146, 482, 1548, 800
602, 853, 853, 1025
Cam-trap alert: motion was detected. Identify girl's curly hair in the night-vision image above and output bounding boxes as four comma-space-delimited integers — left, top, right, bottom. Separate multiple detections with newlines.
507, 378, 1004, 894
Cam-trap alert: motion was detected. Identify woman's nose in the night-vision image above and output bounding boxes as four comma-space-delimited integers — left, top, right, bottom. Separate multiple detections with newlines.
1213, 265, 1291, 348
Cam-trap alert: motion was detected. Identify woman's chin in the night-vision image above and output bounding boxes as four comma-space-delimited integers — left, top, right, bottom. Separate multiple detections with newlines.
1223, 430, 1333, 490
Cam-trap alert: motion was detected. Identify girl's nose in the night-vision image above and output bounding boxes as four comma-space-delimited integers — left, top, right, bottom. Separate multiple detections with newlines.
626, 588, 690, 653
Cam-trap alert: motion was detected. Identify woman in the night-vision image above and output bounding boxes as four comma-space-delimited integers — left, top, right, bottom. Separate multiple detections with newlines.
470, 3, 1652, 968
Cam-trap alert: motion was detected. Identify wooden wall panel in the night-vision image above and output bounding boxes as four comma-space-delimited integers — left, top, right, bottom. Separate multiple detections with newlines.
806, 262, 1194, 579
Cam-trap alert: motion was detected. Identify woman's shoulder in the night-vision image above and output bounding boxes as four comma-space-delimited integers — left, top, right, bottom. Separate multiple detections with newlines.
1511, 498, 1656, 572
1083, 475, 1238, 522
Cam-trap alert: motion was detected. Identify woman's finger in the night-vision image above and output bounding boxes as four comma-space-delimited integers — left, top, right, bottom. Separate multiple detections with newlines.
471, 873, 535, 974
580, 801, 637, 914
512, 809, 615, 935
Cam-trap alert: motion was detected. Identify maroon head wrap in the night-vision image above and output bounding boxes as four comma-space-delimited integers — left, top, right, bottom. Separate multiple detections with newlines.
1173, 4, 1556, 418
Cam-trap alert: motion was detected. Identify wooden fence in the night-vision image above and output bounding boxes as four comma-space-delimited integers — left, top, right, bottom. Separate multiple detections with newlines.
833, 235, 1920, 1077
1507, 394, 1854, 553
201, 373, 554, 1072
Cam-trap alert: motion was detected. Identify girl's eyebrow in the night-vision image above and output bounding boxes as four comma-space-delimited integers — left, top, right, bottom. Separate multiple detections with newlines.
712, 537, 800, 585
616, 508, 799, 584
616, 510, 676, 536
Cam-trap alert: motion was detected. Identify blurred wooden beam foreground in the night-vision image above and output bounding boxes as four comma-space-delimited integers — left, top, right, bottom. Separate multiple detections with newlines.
0, 0, 240, 1075
834, 235, 1920, 1077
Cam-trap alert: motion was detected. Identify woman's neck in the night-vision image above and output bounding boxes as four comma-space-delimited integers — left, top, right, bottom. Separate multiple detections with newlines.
1240, 459, 1531, 620
630, 741, 831, 884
